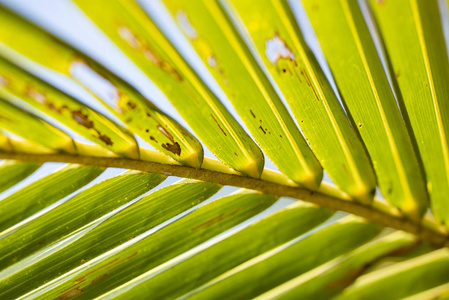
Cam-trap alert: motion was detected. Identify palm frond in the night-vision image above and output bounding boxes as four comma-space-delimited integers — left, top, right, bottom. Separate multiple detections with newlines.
0, 0, 449, 299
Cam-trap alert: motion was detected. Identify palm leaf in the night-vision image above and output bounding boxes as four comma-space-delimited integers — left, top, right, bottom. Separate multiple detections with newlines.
0, 0, 448, 299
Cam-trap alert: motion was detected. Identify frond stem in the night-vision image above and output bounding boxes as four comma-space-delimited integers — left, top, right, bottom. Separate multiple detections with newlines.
1, 152, 447, 247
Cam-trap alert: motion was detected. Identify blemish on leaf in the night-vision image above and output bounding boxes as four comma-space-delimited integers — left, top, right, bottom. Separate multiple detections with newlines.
250, 110, 256, 118
162, 141, 181, 156
157, 125, 174, 142
395, 70, 400, 78
143, 48, 161, 65
176, 10, 198, 39
117, 26, 140, 49
190, 208, 241, 231
99, 134, 113, 146
72, 110, 94, 129
0, 75, 8, 87
300, 68, 320, 101
210, 114, 227, 136
127, 101, 136, 109
359, 123, 362, 128
266, 34, 295, 64
259, 126, 266, 134
26, 88, 46, 103
55, 287, 84, 300
234, 152, 238, 156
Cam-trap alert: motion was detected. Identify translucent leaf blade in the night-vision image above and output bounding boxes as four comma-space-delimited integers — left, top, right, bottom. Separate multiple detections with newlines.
368, 0, 449, 224
0, 171, 166, 271
161, 0, 322, 188
0, 57, 139, 159
0, 6, 204, 167
0, 98, 76, 154
335, 249, 449, 299
185, 216, 382, 300
0, 164, 104, 232
225, 0, 377, 202
1, 174, 209, 299
302, 0, 428, 219
23, 190, 277, 299
257, 231, 416, 299
72, 0, 265, 177
0, 160, 40, 193
99, 201, 333, 299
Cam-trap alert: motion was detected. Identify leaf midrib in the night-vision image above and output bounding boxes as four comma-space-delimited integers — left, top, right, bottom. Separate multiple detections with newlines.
0, 151, 446, 248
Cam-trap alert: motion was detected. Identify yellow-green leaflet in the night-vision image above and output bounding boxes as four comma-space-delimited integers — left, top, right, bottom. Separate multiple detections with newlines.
368, 0, 449, 224
302, 0, 428, 219
223, 0, 376, 202
334, 249, 449, 299
0, 58, 138, 158
0, 98, 76, 154
72, 0, 264, 178
256, 231, 417, 299
0, 160, 40, 193
0, 133, 12, 152
0, 6, 203, 167
162, 0, 322, 189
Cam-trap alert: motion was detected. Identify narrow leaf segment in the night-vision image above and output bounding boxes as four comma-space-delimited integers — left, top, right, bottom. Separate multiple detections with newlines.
225, 0, 377, 202
72, 0, 264, 177
302, 0, 428, 219
162, 0, 322, 189
0, 6, 204, 167
368, 0, 449, 224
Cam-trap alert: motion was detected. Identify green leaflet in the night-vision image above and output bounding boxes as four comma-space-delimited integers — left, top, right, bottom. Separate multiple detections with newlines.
0, 164, 103, 232
161, 0, 322, 189
224, 0, 376, 202
0, 171, 166, 271
301, 0, 428, 219
0, 6, 204, 167
72, 0, 264, 178
184, 216, 382, 300
0, 160, 40, 193
368, 0, 449, 224
0, 57, 139, 159
335, 249, 449, 299
403, 282, 449, 300
256, 231, 416, 300
99, 201, 333, 299
0, 98, 76, 154
1, 179, 222, 299
22, 190, 277, 299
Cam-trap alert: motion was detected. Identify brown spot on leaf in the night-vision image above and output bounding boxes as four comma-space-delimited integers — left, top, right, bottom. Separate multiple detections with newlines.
72, 111, 94, 129
99, 134, 113, 146
234, 152, 238, 156
91, 273, 108, 284
250, 109, 256, 118
259, 126, 266, 134
150, 136, 158, 143
162, 142, 181, 156
0, 75, 8, 86
54, 288, 84, 300
127, 101, 136, 109
395, 70, 400, 78
157, 125, 175, 142
210, 114, 227, 136
190, 209, 241, 231
266, 34, 295, 64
